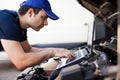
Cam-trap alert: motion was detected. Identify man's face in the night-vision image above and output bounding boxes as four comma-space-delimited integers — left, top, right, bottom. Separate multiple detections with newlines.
27, 9, 48, 31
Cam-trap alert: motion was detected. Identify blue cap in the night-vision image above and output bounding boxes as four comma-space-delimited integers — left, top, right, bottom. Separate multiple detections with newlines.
20, 0, 59, 20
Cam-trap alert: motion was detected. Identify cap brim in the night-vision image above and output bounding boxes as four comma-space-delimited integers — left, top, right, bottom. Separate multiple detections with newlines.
44, 10, 59, 20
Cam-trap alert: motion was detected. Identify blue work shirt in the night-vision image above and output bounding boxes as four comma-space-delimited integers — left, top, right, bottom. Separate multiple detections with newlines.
0, 9, 27, 51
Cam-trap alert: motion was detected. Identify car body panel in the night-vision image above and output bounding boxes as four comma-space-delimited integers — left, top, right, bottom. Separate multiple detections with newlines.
77, 0, 117, 30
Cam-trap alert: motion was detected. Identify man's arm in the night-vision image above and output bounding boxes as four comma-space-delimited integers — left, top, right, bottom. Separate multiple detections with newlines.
1, 39, 74, 70
1, 39, 53, 70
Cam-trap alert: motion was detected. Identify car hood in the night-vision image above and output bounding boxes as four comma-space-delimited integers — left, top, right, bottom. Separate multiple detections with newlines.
77, 0, 117, 30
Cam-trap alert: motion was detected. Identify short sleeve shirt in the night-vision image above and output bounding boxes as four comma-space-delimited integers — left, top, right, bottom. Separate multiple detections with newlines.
0, 9, 27, 51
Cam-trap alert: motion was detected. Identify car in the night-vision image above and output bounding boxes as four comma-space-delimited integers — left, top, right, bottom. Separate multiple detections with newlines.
15, 0, 119, 80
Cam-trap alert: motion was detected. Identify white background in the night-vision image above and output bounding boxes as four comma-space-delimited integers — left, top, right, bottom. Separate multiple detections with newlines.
0, 0, 94, 44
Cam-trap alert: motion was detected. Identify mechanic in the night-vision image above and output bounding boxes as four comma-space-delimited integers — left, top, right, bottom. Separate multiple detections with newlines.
0, 0, 74, 70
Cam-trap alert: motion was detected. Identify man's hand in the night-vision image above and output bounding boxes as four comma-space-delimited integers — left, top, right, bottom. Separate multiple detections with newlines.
49, 48, 74, 60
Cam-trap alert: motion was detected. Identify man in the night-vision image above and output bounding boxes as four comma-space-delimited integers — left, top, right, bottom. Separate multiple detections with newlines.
0, 0, 74, 70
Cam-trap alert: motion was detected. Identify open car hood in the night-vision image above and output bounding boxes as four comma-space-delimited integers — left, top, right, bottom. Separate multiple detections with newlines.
77, 0, 117, 30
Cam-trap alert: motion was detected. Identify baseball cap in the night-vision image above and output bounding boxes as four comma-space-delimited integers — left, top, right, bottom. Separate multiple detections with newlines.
20, 0, 59, 20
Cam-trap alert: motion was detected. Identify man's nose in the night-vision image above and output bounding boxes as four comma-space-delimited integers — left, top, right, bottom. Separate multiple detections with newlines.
44, 19, 48, 26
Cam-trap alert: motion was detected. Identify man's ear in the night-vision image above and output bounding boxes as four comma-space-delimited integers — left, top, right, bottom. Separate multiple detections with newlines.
27, 8, 34, 17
